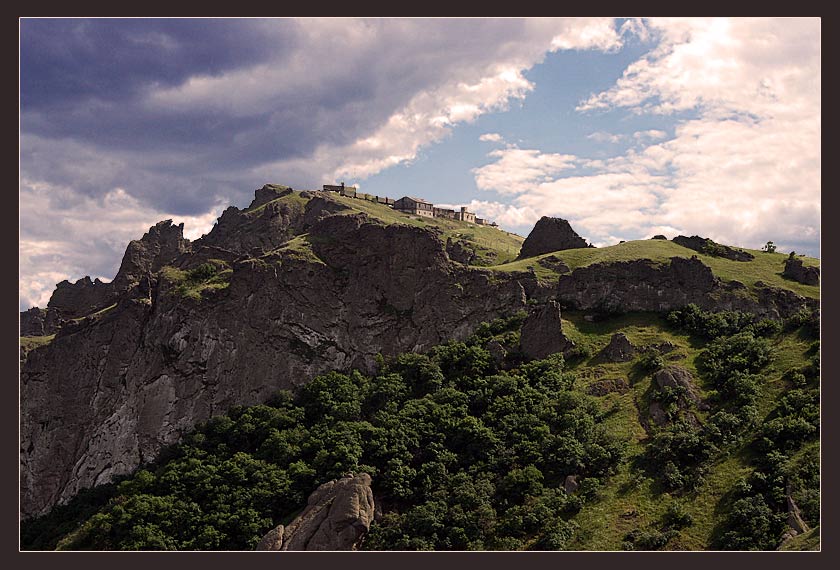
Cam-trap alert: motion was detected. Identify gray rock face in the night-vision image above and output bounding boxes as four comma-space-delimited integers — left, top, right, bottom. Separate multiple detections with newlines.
783, 257, 819, 286
556, 256, 816, 319
446, 237, 477, 265
519, 300, 574, 360
256, 525, 285, 551
47, 276, 117, 320
20, 307, 62, 337
281, 473, 375, 551
537, 254, 571, 274
653, 366, 703, 407
517, 217, 590, 259
595, 333, 636, 363
672, 235, 755, 262
20, 190, 532, 519
112, 220, 190, 293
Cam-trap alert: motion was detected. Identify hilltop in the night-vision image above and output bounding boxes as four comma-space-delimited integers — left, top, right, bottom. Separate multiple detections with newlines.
20, 183, 820, 551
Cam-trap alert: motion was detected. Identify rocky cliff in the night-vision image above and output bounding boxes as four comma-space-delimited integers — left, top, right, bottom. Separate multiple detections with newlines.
20, 186, 530, 519
555, 256, 816, 319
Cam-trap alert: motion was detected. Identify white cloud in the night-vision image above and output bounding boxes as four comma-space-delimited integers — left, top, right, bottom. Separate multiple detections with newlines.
22, 18, 628, 309
479, 133, 503, 143
477, 18, 820, 255
19, 180, 225, 311
633, 129, 668, 141
473, 147, 579, 195
587, 131, 624, 143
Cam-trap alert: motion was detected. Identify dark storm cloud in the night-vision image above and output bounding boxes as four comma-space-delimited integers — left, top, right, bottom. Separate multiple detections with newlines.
20, 19, 289, 109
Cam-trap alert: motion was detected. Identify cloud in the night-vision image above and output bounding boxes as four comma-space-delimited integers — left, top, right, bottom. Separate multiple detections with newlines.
479, 133, 503, 143
586, 131, 624, 143
21, 18, 627, 309
19, 179, 225, 311
633, 129, 667, 141
473, 147, 579, 196
475, 18, 820, 256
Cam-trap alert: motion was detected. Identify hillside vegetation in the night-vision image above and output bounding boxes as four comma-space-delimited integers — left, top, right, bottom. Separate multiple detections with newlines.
491, 239, 820, 299
21, 305, 819, 551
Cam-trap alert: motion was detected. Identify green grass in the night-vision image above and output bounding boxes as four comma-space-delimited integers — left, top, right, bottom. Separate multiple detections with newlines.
244, 188, 310, 216
161, 263, 233, 301
275, 234, 327, 265
558, 313, 817, 550
779, 526, 820, 551
490, 240, 820, 298
20, 334, 56, 354
327, 193, 525, 265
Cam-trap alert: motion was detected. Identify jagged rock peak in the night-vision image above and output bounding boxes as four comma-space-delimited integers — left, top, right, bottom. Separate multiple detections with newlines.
248, 184, 293, 210
519, 300, 575, 360
517, 216, 591, 259
257, 472, 375, 551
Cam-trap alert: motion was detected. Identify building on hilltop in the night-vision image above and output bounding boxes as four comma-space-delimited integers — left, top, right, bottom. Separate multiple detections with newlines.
433, 207, 457, 219
323, 182, 357, 197
394, 196, 435, 218
454, 206, 476, 224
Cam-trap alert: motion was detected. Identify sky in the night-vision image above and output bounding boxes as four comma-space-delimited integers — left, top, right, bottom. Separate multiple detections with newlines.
19, 17, 821, 311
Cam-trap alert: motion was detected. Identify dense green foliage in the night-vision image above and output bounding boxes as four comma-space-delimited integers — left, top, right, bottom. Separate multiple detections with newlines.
23, 323, 626, 551
21, 303, 819, 551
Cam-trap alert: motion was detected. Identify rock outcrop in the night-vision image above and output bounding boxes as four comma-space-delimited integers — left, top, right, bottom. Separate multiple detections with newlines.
653, 366, 703, 407
111, 220, 191, 293
594, 333, 636, 363
672, 235, 754, 262
556, 256, 816, 319
20, 188, 534, 519
783, 257, 820, 286
446, 237, 477, 265
47, 276, 117, 320
536, 255, 571, 274
519, 300, 574, 360
257, 473, 375, 551
517, 217, 590, 259
20, 307, 62, 337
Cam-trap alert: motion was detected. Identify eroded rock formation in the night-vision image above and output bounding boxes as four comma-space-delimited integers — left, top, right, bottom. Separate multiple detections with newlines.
783, 257, 820, 286
519, 300, 574, 360
556, 256, 816, 319
257, 473, 375, 551
517, 217, 590, 259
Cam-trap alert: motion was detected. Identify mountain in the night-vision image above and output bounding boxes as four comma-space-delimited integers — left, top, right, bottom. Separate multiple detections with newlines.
20, 184, 820, 551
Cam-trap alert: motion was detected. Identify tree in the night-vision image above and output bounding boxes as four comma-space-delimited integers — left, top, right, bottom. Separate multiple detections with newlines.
762, 241, 777, 253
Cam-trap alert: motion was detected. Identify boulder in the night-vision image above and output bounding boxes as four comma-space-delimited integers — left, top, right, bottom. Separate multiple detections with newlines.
672, 235, 754, 262
517, 217, 590, 259
519, 300, 575, 360
280, 473, 375, 551
256, 525, 285, 551
783, 257, 819, 286
594, 333, 636, 363
653, 366, 703, 407
564, 475, 579, 494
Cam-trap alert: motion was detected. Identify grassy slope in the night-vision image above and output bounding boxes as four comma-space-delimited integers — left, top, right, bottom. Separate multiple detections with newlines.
490, 240, 820, 299
327, 193, 525, 264
556, 313, 816, 550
